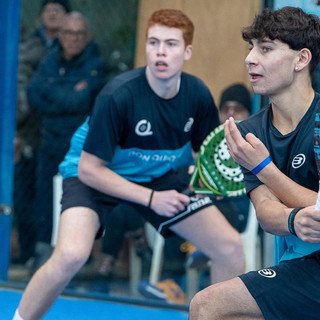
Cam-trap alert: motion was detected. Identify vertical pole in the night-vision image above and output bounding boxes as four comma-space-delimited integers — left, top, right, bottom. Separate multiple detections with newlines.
0, 0, 21, 281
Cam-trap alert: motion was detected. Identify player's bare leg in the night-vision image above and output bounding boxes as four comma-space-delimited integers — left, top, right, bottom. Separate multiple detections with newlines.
170, 206, 245, 283
189, 277, 263, 320
16, 207, 100, 320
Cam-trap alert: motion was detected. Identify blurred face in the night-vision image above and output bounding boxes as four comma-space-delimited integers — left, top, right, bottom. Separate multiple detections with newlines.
146, 24, 192, 81
41, 3, 67, 33
245, 38, 299, 97
219, 101, 249, 123
59, 17, 90, 60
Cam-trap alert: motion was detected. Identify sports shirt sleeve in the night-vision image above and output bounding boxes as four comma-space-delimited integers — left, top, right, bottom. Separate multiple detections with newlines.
189, 79, 220, 151
83, 89, 126, 162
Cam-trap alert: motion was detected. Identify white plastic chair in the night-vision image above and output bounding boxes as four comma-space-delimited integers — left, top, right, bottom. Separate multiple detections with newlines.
185, 201, 261, 300
134, 200, 261, 301
128, 222, 164, 295
241, 201, 261, 272
52, 174, 151, 296
53, 174, 261, 300
52, 173, 63, 246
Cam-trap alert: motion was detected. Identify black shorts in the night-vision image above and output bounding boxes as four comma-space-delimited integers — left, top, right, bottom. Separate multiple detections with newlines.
211, 195, 250, 233
61, 168, 213, 237
239, 250, 320, 320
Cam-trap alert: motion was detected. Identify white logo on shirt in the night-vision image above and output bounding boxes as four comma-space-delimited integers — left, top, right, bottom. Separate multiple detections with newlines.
184, 117, 194, 132
135, 120, 153, 136
258, 268, 276, 278
292, 154, 306, 168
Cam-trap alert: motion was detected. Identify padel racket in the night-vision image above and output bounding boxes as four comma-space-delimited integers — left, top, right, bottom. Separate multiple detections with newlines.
188, 123, 245, 197
314, 112, 320, 209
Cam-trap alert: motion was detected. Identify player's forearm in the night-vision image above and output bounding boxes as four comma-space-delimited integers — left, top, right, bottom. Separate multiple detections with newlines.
256, 200, 292, 236
256, 161, 317, 207
78, 155, 152, 207
250, 187, 292, 236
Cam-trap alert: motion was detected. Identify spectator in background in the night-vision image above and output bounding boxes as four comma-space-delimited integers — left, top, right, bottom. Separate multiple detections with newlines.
13, 0, 71, 264
217, 83, 252, 231
186, 83, 252, 271
27, 11, 107, 271
219, 83, 251, 123
96, 204, 152, 280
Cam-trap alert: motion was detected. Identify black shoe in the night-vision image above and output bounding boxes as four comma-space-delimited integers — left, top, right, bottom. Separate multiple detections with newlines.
185, 250, 210, 270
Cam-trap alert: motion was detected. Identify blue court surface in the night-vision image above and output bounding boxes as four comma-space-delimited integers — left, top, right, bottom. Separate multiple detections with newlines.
1, 287, 189, 320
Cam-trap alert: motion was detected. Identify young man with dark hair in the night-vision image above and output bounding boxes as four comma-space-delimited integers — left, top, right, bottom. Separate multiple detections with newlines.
13, 9, 245, 320
190, 6, 320, 320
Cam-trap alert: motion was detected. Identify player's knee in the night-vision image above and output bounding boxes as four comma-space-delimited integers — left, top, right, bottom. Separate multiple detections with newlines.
208, 232, 243, 262
189, 287, 218, 320
54, 246, 90, 273
189, 294, 201, 320
221, 231, 243, 259
229, 232, 243, 256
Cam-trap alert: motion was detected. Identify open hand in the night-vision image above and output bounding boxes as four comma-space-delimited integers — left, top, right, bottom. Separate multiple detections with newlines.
225, 117, 270, 171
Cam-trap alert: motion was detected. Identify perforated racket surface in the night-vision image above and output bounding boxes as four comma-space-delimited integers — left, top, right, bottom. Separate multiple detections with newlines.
189, 123, 245, 197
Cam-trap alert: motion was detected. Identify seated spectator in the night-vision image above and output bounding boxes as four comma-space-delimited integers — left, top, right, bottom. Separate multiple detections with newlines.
186, 83, 252, 271
95, 203, 152, 279
217, 83, 252, 231
219, 83, 251, 123
27, 11, 107, 272
13, 0, 71, 265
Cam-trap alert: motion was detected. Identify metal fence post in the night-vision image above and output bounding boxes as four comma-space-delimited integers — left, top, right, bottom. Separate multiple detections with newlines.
0, 0, 21, 281
0, 206, 12, 281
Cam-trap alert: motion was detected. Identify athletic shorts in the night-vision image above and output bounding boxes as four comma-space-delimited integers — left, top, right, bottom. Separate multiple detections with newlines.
61, 168, 213, 238
239, 250, 320, 320
211, 195, 250, 233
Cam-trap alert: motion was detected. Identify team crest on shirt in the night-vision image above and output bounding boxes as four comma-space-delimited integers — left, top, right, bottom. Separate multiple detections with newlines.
184, 117, 194, 132
135, 119, 153, 136
292, 154, 306, 168
257, 268, 276, 278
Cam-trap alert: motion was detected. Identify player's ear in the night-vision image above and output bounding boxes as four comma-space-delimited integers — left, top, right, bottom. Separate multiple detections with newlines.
295, 48, 312, 72
184, 44, 192, 61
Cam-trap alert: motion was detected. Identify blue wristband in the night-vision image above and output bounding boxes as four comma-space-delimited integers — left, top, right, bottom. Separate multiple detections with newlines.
251, 156, 272, 175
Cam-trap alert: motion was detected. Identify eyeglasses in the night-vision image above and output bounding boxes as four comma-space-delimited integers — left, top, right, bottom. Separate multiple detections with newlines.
43, 6, 66, 14
61, 30, 87, 38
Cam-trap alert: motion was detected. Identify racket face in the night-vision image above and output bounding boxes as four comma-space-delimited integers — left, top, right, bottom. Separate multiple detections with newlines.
197, 123, 245, 197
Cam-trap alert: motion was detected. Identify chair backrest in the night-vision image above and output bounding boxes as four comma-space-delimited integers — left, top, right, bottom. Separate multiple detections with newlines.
52, 174, 63, 246
241, 201, 258, 237
240, 201, 260, 272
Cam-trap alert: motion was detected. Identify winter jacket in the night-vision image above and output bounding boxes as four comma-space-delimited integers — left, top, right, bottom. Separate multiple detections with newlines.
16, 26, 58, 150
27, 41, 107, 153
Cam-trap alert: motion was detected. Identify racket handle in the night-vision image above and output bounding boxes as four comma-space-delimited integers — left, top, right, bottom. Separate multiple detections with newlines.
182, 187, 196, 196
316, 181, 320, 210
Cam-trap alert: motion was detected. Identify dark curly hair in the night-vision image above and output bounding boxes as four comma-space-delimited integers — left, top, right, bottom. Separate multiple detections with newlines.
242, 6, 320, 74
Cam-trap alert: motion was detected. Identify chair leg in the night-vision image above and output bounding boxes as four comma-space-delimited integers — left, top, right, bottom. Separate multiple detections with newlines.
149, 232, 165, 285
129, 240, 142, 296
129, 224, 165, 294
186, 268, 200, 301
51, 174, 62, 247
